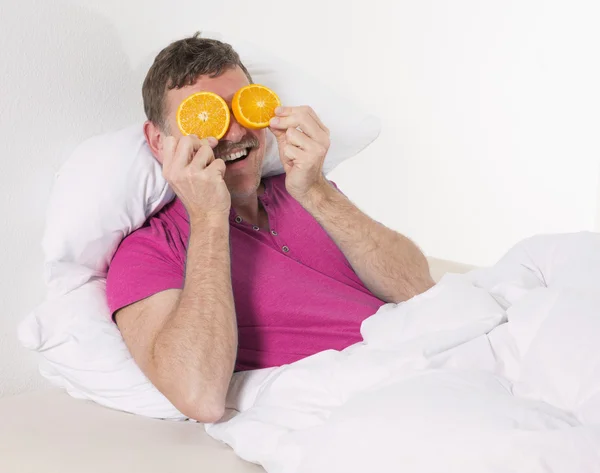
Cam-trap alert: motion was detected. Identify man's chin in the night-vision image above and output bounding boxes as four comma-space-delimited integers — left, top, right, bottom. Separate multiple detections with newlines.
223, 146, 262, 188
226, 175, 262, 200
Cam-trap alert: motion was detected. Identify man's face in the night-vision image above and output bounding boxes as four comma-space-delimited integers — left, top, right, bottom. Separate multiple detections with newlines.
161, 66, 267, 199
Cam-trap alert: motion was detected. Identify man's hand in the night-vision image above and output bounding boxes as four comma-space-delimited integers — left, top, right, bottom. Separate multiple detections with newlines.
162, 135, 230, 222
269, 106, 331, 203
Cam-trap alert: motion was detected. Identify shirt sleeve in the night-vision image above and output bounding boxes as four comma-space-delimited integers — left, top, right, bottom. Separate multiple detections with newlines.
106, 220, 185, 320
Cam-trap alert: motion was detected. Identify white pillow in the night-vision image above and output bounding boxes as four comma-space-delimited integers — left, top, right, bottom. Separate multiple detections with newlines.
19, 37, 381, 419
227, 33, 381, 177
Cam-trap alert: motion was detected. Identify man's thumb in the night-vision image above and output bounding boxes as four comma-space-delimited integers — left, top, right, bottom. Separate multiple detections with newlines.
269, 126, 286, 141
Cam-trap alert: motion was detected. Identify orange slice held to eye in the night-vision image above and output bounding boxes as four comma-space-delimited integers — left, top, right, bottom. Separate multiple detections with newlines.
176, 91, 231, 139
232, 84, 281, 130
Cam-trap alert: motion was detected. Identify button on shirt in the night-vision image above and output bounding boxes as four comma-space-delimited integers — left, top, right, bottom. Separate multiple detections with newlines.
106, 174, 386, 371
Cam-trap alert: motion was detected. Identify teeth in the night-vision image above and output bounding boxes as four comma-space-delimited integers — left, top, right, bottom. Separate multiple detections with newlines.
221, 148, 249, 162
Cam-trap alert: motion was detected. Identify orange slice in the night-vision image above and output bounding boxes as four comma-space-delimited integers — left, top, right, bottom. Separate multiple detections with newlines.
176, 91, 231, 139
232, 84, 281, 130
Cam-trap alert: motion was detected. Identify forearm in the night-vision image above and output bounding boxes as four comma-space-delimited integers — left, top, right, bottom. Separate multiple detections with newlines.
298, 180, 434, 303
152, 216, 237, 420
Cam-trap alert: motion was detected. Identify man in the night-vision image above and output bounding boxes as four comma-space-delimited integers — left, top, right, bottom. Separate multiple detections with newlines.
106, 33, 434, 423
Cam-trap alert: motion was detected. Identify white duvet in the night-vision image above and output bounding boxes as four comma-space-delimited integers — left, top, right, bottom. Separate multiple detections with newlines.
205, 232, 600, 473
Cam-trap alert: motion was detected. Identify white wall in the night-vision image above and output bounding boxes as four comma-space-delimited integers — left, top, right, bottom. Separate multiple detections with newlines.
1, 0, 599, 396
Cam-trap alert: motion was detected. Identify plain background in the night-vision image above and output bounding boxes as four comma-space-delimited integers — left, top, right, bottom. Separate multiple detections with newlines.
1, 0, 599, 397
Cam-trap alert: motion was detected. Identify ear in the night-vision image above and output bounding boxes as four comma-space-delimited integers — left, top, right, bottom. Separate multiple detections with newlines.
144, 120, 164, 164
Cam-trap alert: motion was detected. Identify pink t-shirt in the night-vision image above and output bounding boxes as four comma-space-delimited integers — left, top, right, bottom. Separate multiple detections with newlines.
106, 174, 385, 371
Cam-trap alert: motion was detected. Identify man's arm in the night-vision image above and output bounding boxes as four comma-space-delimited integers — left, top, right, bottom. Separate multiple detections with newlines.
269, 105, 434, 303
297, 181, 434, 303
116, 216, 236, 423
115, 135, 236, 423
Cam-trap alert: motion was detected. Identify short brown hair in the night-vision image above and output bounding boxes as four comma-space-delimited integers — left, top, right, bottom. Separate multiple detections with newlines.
142, 33, 252, 130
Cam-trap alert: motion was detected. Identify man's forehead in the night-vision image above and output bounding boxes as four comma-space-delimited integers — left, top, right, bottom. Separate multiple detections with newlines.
166, 67, 250, 110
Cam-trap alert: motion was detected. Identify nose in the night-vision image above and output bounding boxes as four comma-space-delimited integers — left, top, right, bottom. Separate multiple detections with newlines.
223, 113, 246, 142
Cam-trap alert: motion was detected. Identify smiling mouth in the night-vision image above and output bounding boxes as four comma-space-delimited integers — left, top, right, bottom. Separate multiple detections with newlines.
217, 147, 252, 164
215, 135, 259, 164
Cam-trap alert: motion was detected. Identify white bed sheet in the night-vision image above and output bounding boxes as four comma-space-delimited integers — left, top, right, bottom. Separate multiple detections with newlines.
205, 233, 600, 473
0, 257, 470, 473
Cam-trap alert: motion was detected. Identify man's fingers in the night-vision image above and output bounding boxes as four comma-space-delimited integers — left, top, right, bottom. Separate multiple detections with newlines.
285, 127, 327, 156
273, 106, 292, 117
172, 134, 203, 168
282, 142, 310, 163
205, 136, 219, 148
274, 106, 329, 135
299, 106, 329, 135
190, 137, 218, 169
270, 111, 327, 143
206, 156, 227, 178
164, 136, 219, 175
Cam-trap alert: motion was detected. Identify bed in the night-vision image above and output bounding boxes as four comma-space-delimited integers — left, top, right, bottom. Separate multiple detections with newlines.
0, 258, 470, 473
